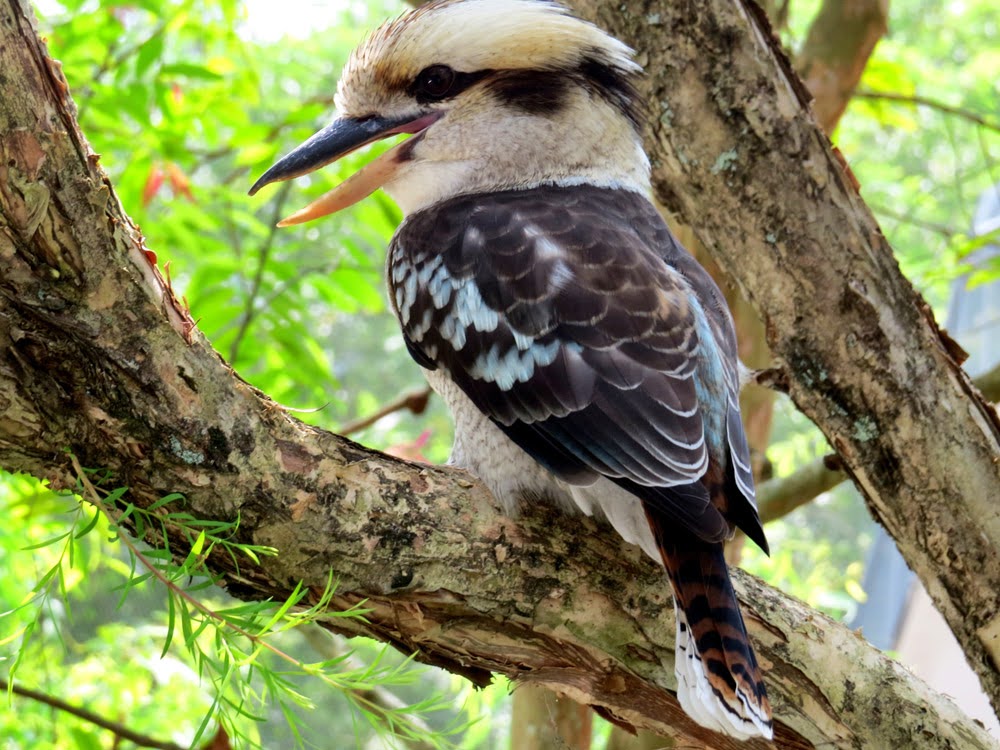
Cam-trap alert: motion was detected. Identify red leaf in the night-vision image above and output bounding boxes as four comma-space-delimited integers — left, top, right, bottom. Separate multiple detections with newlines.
166, 162, 194, 202
384, 430, 433, 463
142, 162, 164, 206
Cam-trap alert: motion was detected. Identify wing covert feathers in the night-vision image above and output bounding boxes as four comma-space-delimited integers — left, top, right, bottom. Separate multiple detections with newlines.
390, 185, 764, 545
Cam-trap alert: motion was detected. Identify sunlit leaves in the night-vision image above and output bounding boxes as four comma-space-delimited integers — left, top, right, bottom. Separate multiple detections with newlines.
837, 0, 1000, 308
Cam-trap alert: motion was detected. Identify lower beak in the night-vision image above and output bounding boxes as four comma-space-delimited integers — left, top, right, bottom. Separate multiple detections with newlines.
248, 112, 440, 225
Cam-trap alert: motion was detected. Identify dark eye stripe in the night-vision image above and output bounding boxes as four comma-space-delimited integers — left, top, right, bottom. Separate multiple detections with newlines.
401, 53, 641, 132
577, 53, 643, 131
486, 70, 571, 114
486, 58, 640, 128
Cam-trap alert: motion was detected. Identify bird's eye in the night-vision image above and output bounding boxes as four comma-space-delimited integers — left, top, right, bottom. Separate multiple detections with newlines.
414, 65, 456, 101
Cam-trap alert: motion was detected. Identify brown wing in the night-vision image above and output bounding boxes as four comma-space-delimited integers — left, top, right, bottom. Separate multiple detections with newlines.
389, 184, 765, 549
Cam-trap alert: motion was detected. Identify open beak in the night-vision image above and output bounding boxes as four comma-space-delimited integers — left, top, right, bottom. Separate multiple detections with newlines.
248, 111, 441, 226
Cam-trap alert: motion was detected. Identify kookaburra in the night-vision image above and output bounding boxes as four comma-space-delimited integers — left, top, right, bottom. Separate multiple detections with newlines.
250, 0, 772, 740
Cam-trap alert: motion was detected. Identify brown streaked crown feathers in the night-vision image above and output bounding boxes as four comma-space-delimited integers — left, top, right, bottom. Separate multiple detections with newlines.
336, 0, 641, 117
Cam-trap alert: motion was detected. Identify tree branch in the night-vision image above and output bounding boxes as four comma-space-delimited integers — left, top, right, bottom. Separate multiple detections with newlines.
854, 90, 1000, 135
229, 181, 293, 364
795, 0, 889, 133
1, 2, 998, 749
757, 455, 845, 524
0, 677, 188, 750
757, 361, 1000, 524
337, 387, 433, 436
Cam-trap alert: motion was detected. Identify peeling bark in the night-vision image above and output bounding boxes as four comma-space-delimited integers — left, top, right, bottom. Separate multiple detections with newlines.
1, 1, 999, 749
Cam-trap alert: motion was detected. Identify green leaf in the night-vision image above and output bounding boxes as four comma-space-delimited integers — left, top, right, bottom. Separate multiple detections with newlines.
73, 507, 102, 539
190, 529, 207, 558
148, 492, 185, 511
134, 28, 166, 78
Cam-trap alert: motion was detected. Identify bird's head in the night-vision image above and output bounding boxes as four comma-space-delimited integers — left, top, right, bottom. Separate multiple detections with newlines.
249, 0, 648, 223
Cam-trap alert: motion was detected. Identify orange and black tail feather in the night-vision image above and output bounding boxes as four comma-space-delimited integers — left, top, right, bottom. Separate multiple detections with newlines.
658, 537, 772, 740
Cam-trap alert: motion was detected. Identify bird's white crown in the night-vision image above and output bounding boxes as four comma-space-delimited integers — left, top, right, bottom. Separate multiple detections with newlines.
337, 0, 640, 115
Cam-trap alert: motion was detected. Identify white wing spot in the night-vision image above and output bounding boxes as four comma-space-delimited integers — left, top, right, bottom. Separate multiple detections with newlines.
416, 254, 443, 286
429, 264, 454, 309
410, 306, 434, 342
549, 258, 574, 292
440, 313, 468, 350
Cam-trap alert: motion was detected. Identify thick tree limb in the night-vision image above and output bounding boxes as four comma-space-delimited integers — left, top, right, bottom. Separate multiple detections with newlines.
573, 0, 1000, 724
1, 3, 998, 750
757, 455, 845, 524
668, 0, 891, 533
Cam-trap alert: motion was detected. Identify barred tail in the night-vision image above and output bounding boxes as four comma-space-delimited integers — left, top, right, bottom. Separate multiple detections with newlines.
660, 538, 772, 740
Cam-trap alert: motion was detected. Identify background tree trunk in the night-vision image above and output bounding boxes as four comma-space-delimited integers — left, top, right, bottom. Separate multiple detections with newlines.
1, 1, 998, 748
796, 0, 890, 134
510, 686, 593, 750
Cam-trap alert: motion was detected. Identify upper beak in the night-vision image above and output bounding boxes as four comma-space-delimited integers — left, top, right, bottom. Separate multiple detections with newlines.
248, 111, 440, 226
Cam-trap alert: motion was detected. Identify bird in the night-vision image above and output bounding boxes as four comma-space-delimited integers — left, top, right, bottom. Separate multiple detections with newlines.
249, 0, 772, 740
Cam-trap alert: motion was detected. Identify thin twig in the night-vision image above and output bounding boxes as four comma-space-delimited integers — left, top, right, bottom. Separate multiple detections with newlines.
229, 181, 293, 364
70, 455, 313, 668
75, 22, 169, 118
194, 93, 337, 167
338, 387, 433, 436
0, 677, 186, 750
215, 94, 338, 185
210, 260, 358, 340
854, 90, 1000, 135
869, 203, 963, 238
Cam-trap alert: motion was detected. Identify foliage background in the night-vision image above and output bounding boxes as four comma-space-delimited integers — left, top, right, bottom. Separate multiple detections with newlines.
1, 0, 996, 747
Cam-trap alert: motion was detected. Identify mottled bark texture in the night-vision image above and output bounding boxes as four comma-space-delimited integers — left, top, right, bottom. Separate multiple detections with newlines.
0, 2, 997, 750
755, 361, 997, 526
